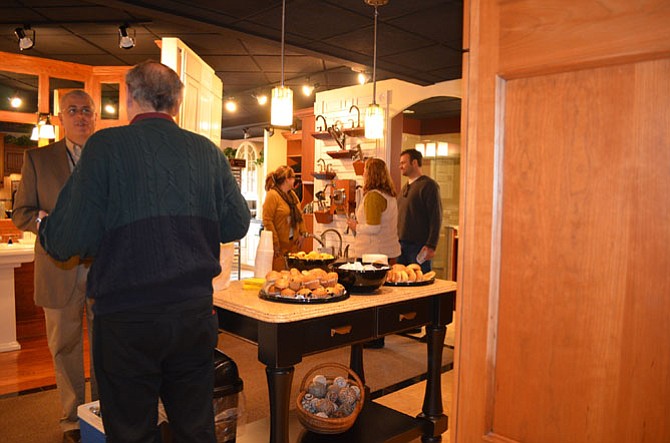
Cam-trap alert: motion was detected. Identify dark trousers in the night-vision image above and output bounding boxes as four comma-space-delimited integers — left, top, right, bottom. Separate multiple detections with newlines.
398, 240, 432, 273
93, 297, 218, 443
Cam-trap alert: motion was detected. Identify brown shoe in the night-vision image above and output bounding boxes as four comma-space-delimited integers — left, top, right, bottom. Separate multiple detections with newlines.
63, 429, 81, 443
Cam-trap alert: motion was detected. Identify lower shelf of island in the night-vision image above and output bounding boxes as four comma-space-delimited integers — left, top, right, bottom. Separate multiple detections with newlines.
238, 400, 445, 443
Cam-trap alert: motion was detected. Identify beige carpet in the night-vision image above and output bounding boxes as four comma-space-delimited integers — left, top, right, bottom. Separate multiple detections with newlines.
0, 332, 452, 443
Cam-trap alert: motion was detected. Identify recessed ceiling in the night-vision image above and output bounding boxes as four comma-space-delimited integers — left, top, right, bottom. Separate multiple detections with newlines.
0, 0, 463, 139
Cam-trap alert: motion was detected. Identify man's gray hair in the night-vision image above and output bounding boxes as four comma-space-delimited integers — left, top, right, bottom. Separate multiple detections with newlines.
126, 60, 184, 112
59, 89, 94, 111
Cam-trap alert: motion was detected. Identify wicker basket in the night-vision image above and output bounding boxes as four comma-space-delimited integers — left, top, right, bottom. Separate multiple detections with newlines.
295, 363, 365, 434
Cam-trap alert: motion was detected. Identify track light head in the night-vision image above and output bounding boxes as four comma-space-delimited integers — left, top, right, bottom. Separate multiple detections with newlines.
118, 24, 135, 49
14, 26, 35, 51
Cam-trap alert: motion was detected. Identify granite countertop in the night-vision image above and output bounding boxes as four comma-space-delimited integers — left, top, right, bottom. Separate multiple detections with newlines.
213, 279, 457, 324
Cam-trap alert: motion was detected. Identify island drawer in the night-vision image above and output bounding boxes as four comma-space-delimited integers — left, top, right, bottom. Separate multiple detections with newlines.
300, 309, 375, 353
376, 298, 432, 335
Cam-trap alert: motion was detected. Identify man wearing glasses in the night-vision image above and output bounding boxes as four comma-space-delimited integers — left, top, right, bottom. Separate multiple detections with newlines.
397, 148, 442, 274
13, 90, 97, 443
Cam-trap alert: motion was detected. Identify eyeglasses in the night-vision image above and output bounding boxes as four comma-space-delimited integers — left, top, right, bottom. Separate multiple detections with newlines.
64, 107, 94, 117
402, 184, 410, 197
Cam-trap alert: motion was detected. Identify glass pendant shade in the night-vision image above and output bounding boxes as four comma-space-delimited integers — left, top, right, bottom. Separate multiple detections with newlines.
39, 116, 55, 139
30, 126, 39, 141
271, 85, 293, 126
364, 103, 384, 139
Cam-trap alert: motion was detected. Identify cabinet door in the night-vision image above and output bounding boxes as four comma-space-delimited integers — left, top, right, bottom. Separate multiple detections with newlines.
161, 37, 222, 144
455, 1, 670, 442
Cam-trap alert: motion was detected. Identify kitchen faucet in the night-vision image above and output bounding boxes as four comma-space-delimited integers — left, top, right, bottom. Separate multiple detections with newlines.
301, 232, 325, 248
320, 228, 343, 258
315, 115, 327, 132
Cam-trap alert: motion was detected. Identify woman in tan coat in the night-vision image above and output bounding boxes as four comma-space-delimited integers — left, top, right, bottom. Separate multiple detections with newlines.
262, 165, 307, 270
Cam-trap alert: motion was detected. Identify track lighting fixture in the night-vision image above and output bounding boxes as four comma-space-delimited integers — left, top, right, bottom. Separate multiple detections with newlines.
14, 25, 35, 51
118, 24, 135, 49
243, 128, 250, 139
254, 93, 268, 106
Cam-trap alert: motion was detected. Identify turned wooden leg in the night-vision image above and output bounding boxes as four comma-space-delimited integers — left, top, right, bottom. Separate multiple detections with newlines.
266, 365, 294, 443
419, 324, 447, 442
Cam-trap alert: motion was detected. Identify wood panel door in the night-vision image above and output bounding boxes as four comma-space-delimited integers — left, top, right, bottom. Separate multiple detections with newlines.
454, 1, 670, 442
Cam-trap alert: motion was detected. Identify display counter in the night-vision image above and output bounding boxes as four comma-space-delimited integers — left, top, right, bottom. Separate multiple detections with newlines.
213, 279, 457, 443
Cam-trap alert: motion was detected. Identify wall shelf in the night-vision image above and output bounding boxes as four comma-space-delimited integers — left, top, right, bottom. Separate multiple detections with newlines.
311, 131, 332, 140
343, 127, 365, 137
325, 150, 357, 159
311, 171, 337, 180
282, 131, 302, 141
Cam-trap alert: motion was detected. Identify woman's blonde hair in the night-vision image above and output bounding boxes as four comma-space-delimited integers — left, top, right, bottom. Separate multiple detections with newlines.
363, 157, 396, 197
265, 165, 296, 191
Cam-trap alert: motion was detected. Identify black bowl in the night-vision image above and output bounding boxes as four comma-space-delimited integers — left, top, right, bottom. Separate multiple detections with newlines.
332, 263, 390, 293
286, 256, 336, 272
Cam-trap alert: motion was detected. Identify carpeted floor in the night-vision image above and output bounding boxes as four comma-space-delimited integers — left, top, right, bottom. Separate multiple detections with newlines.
0, 332, 452, 443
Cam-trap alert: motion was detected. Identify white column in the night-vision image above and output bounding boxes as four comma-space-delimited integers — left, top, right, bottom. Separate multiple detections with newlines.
0, 244, 35, 352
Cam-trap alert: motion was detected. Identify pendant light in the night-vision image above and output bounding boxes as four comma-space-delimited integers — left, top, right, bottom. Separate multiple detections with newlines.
30, 113, 55, 141
39, 114, 55, 140
364, 0, 388, 140
271, 0, 293, 126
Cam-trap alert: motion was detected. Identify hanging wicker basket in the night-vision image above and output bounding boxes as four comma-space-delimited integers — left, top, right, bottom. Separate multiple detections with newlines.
295, 362, 365, 434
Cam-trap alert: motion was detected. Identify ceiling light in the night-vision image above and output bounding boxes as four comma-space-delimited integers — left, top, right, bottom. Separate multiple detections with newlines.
255, 94, 268, 105
224, 98, 238, 113
118, 24, 135, 50
9, 95, 22, 108
243, 128, 250, 139
357, 72, 369, 85
30, 125, 39, 141
302, 79, 315, 96
271, 0, 293, 126
104, 104, 116, 114
364, 0, 388, 140
14, 26, 35, 51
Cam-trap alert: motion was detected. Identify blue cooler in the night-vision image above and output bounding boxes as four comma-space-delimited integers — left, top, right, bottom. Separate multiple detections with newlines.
77, 401, 104, 443
77, 400, 168, 443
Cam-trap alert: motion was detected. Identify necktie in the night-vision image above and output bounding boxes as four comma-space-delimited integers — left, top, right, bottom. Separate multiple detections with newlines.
72, 145, 82, 164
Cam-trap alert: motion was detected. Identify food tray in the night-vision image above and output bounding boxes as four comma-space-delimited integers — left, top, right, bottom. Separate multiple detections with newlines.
259, 288, 349, 304
384, 278, 435, 287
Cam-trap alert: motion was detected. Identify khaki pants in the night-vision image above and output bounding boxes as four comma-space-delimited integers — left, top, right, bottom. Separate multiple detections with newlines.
43, 292, 97, 431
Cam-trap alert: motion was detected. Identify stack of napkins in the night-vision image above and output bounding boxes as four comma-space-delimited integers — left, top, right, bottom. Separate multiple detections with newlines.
242, 278, 266, 291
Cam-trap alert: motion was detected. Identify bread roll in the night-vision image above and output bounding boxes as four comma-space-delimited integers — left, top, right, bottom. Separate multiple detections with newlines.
415, 270, 424, 282
406, 267, 416, 282
275, 278, 289, 290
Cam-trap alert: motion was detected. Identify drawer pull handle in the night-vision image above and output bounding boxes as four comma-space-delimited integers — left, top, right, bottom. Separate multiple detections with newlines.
399, 312, 417, 321
331, 325, 352, 336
